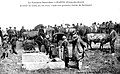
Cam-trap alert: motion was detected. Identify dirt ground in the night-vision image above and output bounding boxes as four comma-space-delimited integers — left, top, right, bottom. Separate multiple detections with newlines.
0, 41, 120, 74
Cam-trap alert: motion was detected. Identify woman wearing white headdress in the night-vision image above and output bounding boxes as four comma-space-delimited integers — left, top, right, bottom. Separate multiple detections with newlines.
69, 34, 87, 69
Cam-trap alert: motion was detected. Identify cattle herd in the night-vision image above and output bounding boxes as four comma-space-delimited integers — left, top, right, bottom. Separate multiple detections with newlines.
0, 20, 120, 69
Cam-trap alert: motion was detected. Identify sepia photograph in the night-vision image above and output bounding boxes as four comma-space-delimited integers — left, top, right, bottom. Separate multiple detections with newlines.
0, 0, 120, 74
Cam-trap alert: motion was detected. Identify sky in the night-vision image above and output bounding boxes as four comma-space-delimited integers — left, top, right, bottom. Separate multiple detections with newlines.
0, 0, 120, 30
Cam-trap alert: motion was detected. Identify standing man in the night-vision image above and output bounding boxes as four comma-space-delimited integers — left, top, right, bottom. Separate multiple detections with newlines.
3, 28, 8, 36
20, 26, 26, 40
35, 34, 43, 52
65, 25, 70, 39
38, 27, 45, 39
60, 36, 69, 68
7, 27, 14, 42
46, 25, 52, 37
43, 35, 51, 55
109, 29, 117, 54
13, 27, 17, 37
0, 27, 3, 45
53, 24, 59, 33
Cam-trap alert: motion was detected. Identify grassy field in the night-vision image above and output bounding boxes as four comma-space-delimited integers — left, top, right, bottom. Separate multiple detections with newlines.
0, 41, 120, 74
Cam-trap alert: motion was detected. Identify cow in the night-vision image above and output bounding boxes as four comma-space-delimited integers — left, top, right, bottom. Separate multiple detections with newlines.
100, 29, 118, 53
83, 29, 117, 53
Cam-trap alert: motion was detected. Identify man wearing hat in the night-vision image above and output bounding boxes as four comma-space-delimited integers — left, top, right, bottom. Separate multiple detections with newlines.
0, 27, 3, 43
60, 35, 69, 68
7, 27, 14, 42
13, 27, 17, 37
38, 27, 45, 39
20, 26, 26, 40
0, 27, 3, 47
43, 35, 51, 55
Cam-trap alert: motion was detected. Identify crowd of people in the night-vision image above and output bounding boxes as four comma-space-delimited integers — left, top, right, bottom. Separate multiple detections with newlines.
0, 20, 120, 69
0, 26, 26, 59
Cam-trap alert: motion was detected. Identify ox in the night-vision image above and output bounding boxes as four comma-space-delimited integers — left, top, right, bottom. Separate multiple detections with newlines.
83, 30, 117, 53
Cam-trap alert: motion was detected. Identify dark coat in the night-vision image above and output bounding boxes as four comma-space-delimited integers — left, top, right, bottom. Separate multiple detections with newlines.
0, 30, 3, 41
61, 39, 69, 60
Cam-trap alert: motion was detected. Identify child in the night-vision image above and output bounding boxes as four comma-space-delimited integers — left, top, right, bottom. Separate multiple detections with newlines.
1, 40, 9, 59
